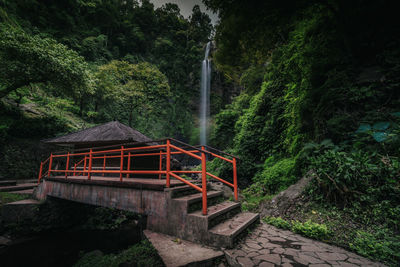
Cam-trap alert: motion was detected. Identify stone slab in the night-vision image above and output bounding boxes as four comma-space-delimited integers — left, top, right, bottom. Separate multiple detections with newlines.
8, 189, 34, 195
144, 230, 224, 267
224, 223, 386, 267
0, 180, 17, 186
0, 183, 37, 192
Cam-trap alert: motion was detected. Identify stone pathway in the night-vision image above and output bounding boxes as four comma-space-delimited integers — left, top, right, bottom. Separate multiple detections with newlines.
224, 223, 385, 267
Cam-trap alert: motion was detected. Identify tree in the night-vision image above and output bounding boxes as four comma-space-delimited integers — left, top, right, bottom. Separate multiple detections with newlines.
95, 60, 171, 136
0, 24, 88, 99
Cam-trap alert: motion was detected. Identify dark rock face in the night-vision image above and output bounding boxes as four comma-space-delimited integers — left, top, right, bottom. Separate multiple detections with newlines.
260, 171, 315, 218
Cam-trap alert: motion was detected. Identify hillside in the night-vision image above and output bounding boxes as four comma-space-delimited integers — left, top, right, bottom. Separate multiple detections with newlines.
204, 0, 400, 265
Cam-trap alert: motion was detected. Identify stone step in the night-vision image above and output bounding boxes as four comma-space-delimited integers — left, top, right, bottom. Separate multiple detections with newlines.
9, 189, 34, 195
173, 190, 224, 213
144, 230, 224, 267
165, 185, 201, 199
0, 180, 17, 186
0, 183, 37, 192
18, 179, 37, 184
173, 190, 223, 205
209, 212, 260, 248
188, 201, 241, 229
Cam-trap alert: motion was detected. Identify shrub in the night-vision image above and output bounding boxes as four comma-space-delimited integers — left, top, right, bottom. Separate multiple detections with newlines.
309, 148, 400, 206
263, 216, 291, 230
291, 219, 331, 240
349, 230, 400, 266
253, 157, 296, 194
74, 240, 163, 267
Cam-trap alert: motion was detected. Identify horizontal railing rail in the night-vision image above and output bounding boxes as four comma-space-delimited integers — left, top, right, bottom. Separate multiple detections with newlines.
37, 138, 238, 215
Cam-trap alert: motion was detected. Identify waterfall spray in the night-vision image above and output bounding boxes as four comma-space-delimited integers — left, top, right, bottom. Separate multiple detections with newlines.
200, 42, 211, 146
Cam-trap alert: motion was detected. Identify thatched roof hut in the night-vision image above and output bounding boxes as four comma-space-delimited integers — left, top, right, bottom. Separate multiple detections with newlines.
43, 121, 153, 147
43, 121, 160, 178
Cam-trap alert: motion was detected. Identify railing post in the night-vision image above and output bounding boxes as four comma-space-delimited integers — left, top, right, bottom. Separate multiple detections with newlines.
38, 162, 43, 184
201, 146, 207, 215
102, 154, 106, 176
166, 140, 171, 187
233, 157, 238, 201
65, 152, 70, 179
126, 152, 131, 178
120, 146, 124, 181
83, 155, 87, 176
88, 149, 93, 180
73, 163, 77, 176
159, 151, 162, 180
48, 153, 53, 177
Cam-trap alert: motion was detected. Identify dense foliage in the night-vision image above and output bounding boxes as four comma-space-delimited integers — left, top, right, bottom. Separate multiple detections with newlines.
205, 0, 399, 265
0, 0, 214, 179
0, 0, 213, 139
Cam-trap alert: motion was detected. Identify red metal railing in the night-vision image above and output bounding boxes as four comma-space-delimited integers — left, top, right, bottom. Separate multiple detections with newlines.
37, 138, 238, 215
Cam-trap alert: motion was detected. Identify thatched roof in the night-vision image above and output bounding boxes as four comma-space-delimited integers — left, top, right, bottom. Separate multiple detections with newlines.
43, 121, 153, 145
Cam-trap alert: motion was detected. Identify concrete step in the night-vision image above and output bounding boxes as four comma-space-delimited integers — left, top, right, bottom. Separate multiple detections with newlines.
209, 212, 260, 248
173, 190, 224, 213
18, 179, 37, 184
0, 180, 17, 186
165, 185, 200, 199
0, 183, 37, 192
144, 230, 224, 267
9, 189, 34, 195
188, 201, 241, 229
173, 190, 223, 205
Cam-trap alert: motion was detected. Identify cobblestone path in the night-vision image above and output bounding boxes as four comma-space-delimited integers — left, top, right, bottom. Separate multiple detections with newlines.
224, 223, 385, 267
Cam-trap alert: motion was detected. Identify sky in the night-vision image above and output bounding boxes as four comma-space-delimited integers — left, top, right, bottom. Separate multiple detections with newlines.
149, 0, 219, 25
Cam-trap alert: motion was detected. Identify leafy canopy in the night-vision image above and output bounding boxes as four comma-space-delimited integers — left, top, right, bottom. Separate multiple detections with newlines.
0, 24, 88, 98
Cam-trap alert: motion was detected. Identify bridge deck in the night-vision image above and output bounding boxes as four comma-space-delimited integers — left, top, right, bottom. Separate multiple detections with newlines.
46, 176, 185, 191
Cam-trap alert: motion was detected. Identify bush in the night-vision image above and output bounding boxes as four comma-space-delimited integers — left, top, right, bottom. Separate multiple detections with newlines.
253, 157, 296, 194
309, 148, 400, 206
349, 230, 400, 266
263, 216, 331, 241
74, 240, 163, 267
263, 216, 291, 230
291, 220, 331, 240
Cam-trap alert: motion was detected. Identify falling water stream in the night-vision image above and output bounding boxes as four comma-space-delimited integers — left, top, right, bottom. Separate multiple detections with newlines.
200, 42, 211, 146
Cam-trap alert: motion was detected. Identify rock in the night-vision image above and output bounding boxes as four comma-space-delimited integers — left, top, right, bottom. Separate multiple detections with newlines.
260, 170, 315, 217
0, 236, 11, 246
209, 181, 234, 198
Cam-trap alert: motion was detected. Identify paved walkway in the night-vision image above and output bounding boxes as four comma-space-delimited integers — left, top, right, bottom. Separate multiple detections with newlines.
224, 223, 385, 267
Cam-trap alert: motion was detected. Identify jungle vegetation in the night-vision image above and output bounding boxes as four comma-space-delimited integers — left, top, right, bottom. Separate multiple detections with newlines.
204, 0, 400, 265
0, 0, 399, 265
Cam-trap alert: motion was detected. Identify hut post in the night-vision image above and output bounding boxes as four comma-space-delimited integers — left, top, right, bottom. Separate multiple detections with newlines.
120, 146, 124, 181
159, 151, 162, 180
83, 155, 87, 176
127, 152, 131, 178
65, 152, 70, 179
88, 149, 93, 180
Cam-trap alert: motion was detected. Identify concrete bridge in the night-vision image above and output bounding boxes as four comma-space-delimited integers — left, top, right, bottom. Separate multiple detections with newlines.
35, 139, 260, 249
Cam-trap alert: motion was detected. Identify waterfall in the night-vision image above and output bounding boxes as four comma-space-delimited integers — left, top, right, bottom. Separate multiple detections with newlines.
200, 42, 211, 146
